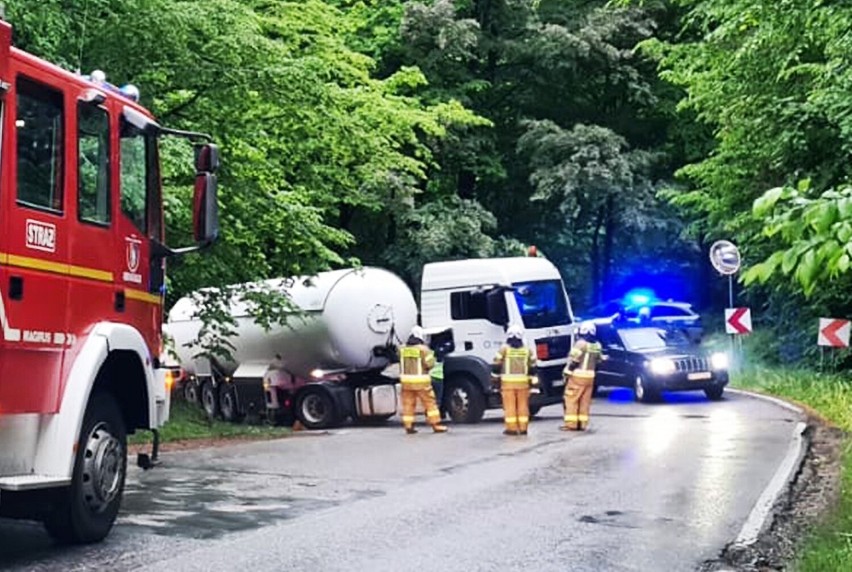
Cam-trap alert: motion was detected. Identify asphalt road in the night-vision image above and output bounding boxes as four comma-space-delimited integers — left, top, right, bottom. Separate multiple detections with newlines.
0, 389, 802, 572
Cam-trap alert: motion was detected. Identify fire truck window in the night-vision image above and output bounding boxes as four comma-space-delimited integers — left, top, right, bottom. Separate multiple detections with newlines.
77, 104, 111, 224
119, 119, 147, 233
16, 77, 64, 212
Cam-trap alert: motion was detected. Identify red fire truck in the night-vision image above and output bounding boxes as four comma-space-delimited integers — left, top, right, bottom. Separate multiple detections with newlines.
0, 20, 219, 543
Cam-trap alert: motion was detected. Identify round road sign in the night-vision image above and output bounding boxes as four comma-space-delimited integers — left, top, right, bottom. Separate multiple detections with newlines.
709, 240, 741, 275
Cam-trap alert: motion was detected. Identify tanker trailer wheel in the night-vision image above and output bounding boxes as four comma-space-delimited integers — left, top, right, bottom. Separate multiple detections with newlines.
201, 379, 220, 418
183, 378, 200, 405
295, 386, 340, 430
219, 385, 244, 423
446, 376, 486, 424
43, 393, 127, 544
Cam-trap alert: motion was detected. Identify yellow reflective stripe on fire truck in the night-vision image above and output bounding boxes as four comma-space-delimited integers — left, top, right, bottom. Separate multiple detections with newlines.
0, 252, 113, 282
125, 289, 162, 305
0, 252, 162, 306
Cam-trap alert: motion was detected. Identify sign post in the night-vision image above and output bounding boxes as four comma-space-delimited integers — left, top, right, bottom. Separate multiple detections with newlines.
710, 240, 744, 366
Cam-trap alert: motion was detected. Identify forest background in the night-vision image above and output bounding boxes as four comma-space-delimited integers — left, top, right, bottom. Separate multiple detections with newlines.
6, 0, 852, 369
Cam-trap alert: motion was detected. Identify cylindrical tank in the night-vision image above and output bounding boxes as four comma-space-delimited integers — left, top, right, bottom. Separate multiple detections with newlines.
164, 267, 417, 379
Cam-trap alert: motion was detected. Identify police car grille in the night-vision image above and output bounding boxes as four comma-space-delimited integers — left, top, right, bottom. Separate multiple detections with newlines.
674, 357, 708, 373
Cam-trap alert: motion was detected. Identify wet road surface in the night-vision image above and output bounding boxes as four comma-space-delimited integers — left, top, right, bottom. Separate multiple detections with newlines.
0, 389, 802, 571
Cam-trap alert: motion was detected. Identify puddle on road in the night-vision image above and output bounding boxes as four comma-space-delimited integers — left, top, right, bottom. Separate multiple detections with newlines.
119, 470, 339, 540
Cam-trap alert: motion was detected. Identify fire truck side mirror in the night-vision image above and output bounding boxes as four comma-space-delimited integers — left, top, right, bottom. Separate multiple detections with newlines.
193, 173, 219, 244
195, 143, 220, 174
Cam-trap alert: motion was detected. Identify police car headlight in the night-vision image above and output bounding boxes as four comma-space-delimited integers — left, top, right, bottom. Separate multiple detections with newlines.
649, 358, 676, 375
711, 352, 729, 370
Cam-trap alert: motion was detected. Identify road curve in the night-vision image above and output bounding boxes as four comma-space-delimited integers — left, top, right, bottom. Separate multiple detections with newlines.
0, 389, 803, 572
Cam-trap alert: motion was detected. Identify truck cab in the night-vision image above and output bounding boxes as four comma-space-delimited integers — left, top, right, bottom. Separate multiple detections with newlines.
0, 20, 218, 543
420, 256, 575, 423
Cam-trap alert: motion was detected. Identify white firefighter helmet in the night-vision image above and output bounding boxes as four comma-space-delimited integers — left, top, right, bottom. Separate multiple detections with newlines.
409, 326, 425, 341
578, 322, 596, 336
506, 324, 524, 340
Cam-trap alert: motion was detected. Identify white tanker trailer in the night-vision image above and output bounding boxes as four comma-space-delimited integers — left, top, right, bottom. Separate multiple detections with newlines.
164, 267, 418, 428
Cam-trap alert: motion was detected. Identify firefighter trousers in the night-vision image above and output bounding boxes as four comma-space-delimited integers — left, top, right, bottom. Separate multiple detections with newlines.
563, 374, 594, 430
502, 386, 530, 433
401, 387, 442, 430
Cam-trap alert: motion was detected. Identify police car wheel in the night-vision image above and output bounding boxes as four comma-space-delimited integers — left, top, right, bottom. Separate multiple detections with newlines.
44, 393, 127, 544
704, 385, 725, 401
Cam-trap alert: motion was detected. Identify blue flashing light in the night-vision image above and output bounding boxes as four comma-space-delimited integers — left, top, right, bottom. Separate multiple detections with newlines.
623, 288, 656, 307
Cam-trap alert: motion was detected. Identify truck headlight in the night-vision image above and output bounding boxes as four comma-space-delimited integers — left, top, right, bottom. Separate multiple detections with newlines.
649, 358, 676, 375
711, 352, 729, 370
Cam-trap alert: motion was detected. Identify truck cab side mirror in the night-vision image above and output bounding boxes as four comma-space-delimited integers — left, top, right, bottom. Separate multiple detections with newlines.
193, 143, 220, 244
193, 173, 219, 244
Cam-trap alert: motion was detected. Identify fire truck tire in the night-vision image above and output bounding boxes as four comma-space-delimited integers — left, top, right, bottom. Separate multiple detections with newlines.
219, 385, 244, 423
201, 379, 220, 418
43, 393, 127, 544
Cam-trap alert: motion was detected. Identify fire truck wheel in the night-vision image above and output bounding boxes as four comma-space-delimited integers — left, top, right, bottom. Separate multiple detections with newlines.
201, 379, 220, 418
219, 385, 244, 423
44, 393, 127, 544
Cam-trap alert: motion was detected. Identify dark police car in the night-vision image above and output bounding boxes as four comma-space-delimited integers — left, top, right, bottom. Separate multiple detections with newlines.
592, 322, 728, 402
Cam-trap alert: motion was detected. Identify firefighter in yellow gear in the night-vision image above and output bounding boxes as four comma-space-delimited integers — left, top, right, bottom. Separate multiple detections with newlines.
562, 322, 606, 431
492, 324, 538, 436
399, 326, 448, 434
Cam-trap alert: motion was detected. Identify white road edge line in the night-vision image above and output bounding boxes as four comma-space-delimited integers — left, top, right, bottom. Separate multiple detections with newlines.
727, 387, 804, 415
729, 387, 808, 547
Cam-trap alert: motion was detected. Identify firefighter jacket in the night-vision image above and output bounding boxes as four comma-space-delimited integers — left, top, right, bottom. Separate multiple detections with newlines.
399, 344, 436, 388
492, 344, 537, 388
564, 339, 603, 379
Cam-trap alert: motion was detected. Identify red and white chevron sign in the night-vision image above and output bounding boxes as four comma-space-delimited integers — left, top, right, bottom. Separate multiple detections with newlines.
725, 307, 752, 335
818, 318, 850, 348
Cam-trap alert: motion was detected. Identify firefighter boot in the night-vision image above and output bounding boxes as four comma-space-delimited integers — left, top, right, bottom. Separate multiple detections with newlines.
432, 424, 448, 433
405, 426, 418, 434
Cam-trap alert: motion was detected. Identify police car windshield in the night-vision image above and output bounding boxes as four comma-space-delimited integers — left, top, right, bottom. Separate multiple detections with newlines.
512, 280, 571, 329
617, 328, 668, 351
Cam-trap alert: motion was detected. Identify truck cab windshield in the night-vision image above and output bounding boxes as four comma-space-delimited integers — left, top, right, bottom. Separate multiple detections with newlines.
512, 280, 571, 329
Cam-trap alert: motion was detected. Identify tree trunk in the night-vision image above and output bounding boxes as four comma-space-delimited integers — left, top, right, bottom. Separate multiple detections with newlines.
602, 195, 616, 302
590, 208, 605, 306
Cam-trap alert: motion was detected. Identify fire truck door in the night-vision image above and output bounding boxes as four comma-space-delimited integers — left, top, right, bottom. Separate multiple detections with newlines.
0, 71, 70, 414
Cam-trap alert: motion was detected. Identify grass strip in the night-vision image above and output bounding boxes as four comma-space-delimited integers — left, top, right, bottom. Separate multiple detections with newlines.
734, 366, 852, 571
129, 399, 291, 446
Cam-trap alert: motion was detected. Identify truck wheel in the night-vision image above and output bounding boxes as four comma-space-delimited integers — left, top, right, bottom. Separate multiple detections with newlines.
446, 377, 486, 424
219, 385, 244, 423
43, 393, 127, 544
295, 387, 339, 429
183, 379, 200, 405
201, 379, 219, 418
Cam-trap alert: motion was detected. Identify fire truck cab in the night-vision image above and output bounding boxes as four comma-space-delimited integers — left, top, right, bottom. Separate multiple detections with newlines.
0, 20, 218, 543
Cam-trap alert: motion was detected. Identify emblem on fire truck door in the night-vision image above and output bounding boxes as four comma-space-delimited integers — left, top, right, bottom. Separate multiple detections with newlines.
123, 237, 143, 284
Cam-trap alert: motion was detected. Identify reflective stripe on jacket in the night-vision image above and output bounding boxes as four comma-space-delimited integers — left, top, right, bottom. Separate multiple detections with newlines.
493, 345, 535, 387
564, 340, 603, 377
400, 345, 434, 386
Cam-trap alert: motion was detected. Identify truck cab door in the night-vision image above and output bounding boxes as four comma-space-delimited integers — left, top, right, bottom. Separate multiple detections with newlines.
0, 69, 70, 413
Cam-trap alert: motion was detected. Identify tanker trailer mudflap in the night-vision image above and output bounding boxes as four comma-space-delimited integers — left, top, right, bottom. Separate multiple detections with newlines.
222, 363, 272, 422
